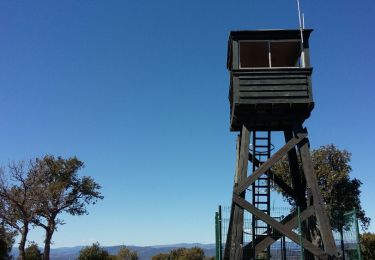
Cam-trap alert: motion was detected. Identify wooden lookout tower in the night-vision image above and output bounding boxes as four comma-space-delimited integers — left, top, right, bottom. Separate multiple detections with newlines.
224, 29, 339, 259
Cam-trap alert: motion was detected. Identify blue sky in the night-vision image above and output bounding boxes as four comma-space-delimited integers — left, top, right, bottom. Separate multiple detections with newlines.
0, 0, 374, 247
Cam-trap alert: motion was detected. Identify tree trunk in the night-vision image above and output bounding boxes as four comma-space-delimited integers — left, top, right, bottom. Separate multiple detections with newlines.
340, 228, 346, 260
18, 224, 29, 260
43, 226, 54, 260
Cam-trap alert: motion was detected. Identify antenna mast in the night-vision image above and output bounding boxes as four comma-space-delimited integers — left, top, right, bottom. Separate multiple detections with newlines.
297, 0, 306, 67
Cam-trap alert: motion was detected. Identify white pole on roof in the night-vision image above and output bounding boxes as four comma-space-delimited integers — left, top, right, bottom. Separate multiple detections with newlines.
296, 0, 306, 67
302, 13, 305, 29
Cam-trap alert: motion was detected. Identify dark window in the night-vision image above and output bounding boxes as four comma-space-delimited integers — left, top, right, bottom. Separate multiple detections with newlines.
239, 41, 269, 68
239, 40, 302, 68
271, 41, 301, 67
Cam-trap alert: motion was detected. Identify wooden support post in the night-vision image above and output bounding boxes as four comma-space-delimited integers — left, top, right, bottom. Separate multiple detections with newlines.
227, 126, 250, 260
295, 126, 338, 257
284, 130, 307, 209
224, 136, 240, 260
224, 125, 338, 259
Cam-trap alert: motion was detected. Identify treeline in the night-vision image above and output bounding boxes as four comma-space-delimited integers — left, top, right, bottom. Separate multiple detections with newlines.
74, 243, 214, 260
77, 243, 138, 260
152, 247, 214, 260
0, 156, 103, 260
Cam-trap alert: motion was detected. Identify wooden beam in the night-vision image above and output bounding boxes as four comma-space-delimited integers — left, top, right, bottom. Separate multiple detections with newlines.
254, 206, 314, 254
224, 136, 239, 260
295, 126, 338, 257
249, 152, 297, 200
223, 204, 234, 260
233, 194, 326, 258
284, 130, 307, 208
229, 126, 250, 260
235, 133, 307, 194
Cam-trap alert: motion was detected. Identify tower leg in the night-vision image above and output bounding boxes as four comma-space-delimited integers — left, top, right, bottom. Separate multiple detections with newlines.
224, 124, 339, 259
224, 126, 250, 260
294, 125, 338, 257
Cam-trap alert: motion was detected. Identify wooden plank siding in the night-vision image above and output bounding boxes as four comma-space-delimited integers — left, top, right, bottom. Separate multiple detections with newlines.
234, 68, 312, 104
229, 68, 314, 131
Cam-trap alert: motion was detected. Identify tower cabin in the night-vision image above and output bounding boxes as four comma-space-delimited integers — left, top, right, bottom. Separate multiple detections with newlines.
228, 29, 314, 131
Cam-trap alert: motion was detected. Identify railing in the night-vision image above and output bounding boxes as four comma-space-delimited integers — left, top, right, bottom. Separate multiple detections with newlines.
215, 206, 362, 260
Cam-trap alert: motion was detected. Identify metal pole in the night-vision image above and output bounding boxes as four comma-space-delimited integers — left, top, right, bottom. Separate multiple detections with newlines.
282, 236, 286, 260
297, 207, 305, 260
296, 0, 306, 67
215, 211, 219, 260
353, 208, 363, 260
218, 206, 222, 260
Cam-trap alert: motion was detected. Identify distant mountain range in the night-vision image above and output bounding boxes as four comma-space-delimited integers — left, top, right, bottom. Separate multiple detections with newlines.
12, 243, 216, 260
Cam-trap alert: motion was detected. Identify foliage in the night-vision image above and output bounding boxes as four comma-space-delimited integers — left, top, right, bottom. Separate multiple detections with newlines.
0, 156, 103, 260
0, 161, 39, 260
31, 155, 103, 260
117, 245, 138, 260
152, 253, 170, 260
361, 232, 375, 260
78, 242, 110, 260
25, 242, 42, 260
272, 144, 370, 231
152, 247, 210, 260
0, 221, 16, 260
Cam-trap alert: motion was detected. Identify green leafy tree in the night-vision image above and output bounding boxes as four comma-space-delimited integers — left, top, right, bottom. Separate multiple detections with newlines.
184, 247, 205, 260
25, 242, 42, 260
0, 161, 39, 260
272, 144, 370, 254
170, 248, 187, 259
117, 246, 138, 260
153, 247, 208, 260
361, 232, 375, 260
152, 253, 169, 260
78, 242, 110, 260
31, 155, 103, 260
0, 221, 16, 259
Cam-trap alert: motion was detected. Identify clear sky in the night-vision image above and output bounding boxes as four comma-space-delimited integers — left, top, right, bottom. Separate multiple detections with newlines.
0, 0, 375, 248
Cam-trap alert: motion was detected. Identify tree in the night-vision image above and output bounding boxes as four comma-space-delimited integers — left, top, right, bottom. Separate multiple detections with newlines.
31, 155, 103, 260
152, 253, 169, 260
78, 242, 110, 260
117, 246, 138, 260
272, 144, 370, 255
170, 248, 187, 259
0, 161, 39, 260
184, 247, 205, 260
25, 242, 42, 260
0, 221, 16, 259
153, 247, 208, 260
361, 232, 375, 260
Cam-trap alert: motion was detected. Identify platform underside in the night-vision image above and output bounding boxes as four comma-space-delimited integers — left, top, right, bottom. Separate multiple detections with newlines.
230, 102, 314, 131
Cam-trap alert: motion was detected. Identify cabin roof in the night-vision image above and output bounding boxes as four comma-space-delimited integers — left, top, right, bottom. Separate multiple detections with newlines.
229, 29, 313, 41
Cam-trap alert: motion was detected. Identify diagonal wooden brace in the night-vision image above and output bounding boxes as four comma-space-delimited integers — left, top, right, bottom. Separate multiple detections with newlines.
235, 133, 307, 195
249, 151, 297, 200
254, 206, 315, 255
233, 194, 327, 258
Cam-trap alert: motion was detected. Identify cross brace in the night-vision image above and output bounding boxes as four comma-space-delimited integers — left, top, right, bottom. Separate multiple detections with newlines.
224, 125, 338, 260
250, 206, 315, 255
233, 195, 326, 258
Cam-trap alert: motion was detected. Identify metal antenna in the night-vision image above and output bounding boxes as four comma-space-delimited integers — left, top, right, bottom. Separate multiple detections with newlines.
302, 13, 305, 29
296, 0, 305, 67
